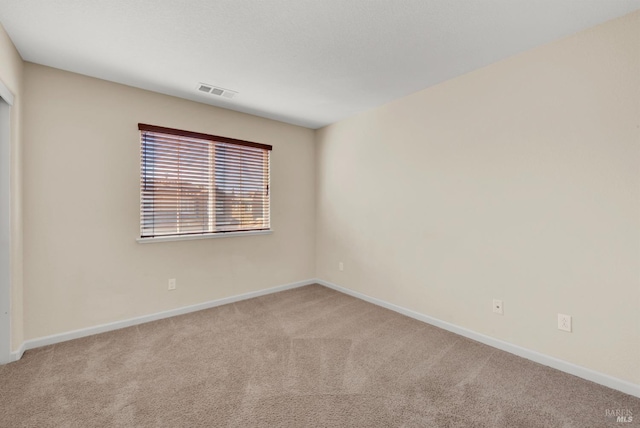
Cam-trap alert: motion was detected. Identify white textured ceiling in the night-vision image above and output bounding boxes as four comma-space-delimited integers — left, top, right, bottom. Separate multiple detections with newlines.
1, 1, 639, 129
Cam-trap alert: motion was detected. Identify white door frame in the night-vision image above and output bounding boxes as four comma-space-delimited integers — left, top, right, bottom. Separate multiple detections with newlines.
0, 80, 14, 364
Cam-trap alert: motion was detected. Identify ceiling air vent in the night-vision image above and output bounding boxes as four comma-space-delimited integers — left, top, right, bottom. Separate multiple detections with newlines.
196, 83, 238, 99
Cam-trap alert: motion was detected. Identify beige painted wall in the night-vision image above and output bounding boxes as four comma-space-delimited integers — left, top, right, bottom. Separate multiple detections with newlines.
23, 63, 316, 340
0, 24, 24, 352
316, 12, 640, 384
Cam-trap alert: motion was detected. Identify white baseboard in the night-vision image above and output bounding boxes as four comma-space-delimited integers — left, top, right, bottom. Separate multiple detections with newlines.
13, 277, 640, 398
21, 279, 315, 352
10, 342, 25, 361
315, 278, 640, 399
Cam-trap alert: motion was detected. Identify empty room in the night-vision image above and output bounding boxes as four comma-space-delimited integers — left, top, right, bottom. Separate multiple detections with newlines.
0, 1, 639, 426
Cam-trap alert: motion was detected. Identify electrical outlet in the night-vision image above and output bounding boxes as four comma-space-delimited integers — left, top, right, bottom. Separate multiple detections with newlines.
168, 278, 176, 290
558, 313, 571, 332
338, 262, 344, 272
493, 299, 504, 315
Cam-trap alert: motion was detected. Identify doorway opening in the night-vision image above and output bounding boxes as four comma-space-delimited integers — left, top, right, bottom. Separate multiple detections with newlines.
0, 83, 14, 364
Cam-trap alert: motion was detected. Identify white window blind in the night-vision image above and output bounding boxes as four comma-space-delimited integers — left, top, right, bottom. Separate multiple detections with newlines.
139, 124, 271, 238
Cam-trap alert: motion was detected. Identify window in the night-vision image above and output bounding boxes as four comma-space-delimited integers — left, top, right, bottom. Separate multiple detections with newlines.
139, 124, 271, 239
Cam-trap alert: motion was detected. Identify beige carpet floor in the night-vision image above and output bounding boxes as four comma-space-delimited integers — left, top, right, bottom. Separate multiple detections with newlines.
0, 284, 637, 427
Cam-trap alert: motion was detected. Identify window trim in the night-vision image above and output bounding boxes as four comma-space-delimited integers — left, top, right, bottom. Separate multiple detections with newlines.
137, 123, 272, 242
138, 124, 273, 151
136, 229, 273, 244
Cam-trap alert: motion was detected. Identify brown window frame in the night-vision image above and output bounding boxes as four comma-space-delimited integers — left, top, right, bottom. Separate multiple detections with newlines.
138, 123, 272, 240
